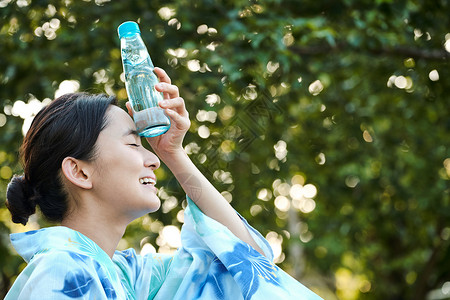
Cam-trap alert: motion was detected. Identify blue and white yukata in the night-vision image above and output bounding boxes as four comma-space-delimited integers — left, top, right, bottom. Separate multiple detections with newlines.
6, 198, 322, 299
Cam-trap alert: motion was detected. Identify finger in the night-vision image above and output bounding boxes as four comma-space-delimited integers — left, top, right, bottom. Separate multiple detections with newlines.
159, 97, 188, 117
125, 102, 133, 116
164, 108, 191, 130
154, 67, 171, 84
155, 82, 179, 99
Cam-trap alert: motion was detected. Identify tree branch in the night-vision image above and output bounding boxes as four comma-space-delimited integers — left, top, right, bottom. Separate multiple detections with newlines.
371, 46, 450, 60
289, 44, 450, 60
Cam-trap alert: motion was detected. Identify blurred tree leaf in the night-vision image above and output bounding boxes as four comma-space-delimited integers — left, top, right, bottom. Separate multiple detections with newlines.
1, 0, 449, 299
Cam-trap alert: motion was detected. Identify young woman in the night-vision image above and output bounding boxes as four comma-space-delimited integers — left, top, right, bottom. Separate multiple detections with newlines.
5, 68, 322, 299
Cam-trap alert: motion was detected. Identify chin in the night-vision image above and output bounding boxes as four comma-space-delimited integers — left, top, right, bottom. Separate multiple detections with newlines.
130, 203, 160, 222
148, 202, 161, 213
146, 196, 161, 213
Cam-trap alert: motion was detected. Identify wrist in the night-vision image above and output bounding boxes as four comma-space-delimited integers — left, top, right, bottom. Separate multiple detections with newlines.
156, 147, 187, 164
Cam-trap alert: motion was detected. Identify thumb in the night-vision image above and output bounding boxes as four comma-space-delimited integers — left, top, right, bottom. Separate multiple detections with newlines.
125, 102, 134, 117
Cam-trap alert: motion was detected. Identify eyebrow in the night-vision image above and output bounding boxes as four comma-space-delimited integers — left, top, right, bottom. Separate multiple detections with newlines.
123, 129, 140, 138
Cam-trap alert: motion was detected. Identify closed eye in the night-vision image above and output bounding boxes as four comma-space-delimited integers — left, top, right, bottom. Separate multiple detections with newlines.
123, 128, 141, 148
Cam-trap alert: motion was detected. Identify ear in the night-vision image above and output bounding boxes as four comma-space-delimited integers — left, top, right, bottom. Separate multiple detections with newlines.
61, 157, 93, 190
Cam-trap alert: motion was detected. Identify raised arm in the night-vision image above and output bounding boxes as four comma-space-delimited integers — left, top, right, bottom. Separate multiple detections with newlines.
132, 67, 264, 255
159, 148, 264, 256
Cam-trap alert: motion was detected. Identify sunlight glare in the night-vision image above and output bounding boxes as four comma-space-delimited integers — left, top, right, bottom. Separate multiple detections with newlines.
55, 80, 80, 98
429, 69, 439, 81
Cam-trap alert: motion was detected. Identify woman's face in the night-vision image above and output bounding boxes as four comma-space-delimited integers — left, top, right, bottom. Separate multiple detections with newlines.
88, 105, 161, 220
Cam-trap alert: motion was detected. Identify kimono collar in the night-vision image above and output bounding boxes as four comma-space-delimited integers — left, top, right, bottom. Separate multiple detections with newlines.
10, 226, 112, 266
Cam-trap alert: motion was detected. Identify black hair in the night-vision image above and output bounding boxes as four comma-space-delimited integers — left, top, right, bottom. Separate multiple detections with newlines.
5, 92, 117, 225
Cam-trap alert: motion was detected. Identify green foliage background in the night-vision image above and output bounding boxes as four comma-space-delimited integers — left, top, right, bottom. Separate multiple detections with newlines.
1, 0, 449, 299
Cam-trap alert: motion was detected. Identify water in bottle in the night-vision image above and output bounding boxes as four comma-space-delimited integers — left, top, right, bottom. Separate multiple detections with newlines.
118, 21, 170, 137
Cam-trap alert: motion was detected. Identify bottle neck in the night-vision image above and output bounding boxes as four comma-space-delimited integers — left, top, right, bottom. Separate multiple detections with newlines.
121, 32, 143, 43
120, 33, 147, 54
120, 32, 154, 68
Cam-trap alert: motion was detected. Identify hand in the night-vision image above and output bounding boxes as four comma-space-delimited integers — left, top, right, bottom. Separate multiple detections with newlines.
126, 67, 190, 159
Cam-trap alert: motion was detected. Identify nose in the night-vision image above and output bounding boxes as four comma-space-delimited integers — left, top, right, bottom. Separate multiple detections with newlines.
143, 148, 160, 170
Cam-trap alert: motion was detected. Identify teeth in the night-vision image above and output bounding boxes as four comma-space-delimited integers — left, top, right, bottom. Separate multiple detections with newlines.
139, 178, 156, 185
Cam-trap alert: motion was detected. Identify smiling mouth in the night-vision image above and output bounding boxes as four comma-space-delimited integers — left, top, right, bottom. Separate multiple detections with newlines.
139, 177, 156, 185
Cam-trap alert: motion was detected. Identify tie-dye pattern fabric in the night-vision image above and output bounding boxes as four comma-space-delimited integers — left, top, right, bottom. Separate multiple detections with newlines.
6, 198, 322, 299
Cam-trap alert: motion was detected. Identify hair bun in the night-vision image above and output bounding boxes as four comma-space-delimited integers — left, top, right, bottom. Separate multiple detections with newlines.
6, 175, 37, 225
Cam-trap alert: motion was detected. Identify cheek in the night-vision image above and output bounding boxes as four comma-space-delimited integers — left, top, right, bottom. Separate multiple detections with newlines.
98, 147, 132, 167
92, 146, 145, 183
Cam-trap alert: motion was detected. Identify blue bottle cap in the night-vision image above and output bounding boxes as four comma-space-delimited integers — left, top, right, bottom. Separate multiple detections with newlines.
118, 21, 141, 39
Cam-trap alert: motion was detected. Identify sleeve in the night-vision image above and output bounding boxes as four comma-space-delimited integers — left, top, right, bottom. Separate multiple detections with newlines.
152, 196, 323, 300
5, 251, 119, 300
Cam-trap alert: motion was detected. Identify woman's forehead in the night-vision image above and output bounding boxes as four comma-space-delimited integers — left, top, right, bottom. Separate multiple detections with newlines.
107, 106, 134, 124
103, 106, 136, 136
